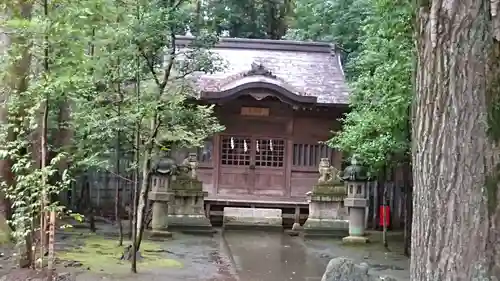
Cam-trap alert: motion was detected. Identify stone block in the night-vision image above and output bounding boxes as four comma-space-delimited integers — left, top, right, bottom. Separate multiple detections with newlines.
149, 230, 173, 240
170, 177, 203, 191
311, 183, 346, 197
303, 218, 349, 238
309, 194, 345, 202
344, 197, 368, 208
222, 207, 283, 230
148, 191, 172, 202
342, 236, 369, 244
303, 199, 349, 238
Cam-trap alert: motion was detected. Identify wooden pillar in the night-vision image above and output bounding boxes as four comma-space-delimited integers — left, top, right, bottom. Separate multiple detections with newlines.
285, 116, 294, 197
294, 206, 301, 224
205, 203, 211, 218
333, 148, 343, 169
372, 181, 378, 230
285, 140, 293, 197
212, 133, 221, 195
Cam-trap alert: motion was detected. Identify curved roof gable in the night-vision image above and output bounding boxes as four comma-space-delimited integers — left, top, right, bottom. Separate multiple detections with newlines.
177, 36, 350, 105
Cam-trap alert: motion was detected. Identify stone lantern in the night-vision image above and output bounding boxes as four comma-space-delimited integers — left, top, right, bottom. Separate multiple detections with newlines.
342, 156, 369, 244
303, 158, 349, 238
148, 154, 176, 238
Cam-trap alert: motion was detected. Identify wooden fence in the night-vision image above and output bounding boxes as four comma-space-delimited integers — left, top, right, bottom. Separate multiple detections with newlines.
365, 181, 409, 230
61, 171, 410, 229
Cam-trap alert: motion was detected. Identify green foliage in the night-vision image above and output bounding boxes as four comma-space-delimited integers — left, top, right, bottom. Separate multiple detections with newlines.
0, 0, 224, 254
196, 0, 294, 39
328, 0, 414, 172
286, 0, 368, 75
287, 0, 413, 172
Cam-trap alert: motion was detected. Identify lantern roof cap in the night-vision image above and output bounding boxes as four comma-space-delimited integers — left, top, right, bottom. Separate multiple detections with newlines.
341, 155, 368, 181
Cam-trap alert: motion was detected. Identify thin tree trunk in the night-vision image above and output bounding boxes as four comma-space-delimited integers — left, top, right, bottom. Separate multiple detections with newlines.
131, 146, 139, 273
412, 1, 500, 279
115, 104, 123, 246
85, 180, 96, 233
131, 31, 141, 271
115, 166, 123, 246
135, 152, 152, 252
47, 211, 56, 280
39, 0, 51, 268
382, 182, 388, 249
128, 194, 133, 240
402, 159, 412, 257
39, 96, 49, 269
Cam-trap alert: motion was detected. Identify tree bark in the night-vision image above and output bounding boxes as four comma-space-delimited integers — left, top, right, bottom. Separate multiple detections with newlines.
412, 1, 500, 280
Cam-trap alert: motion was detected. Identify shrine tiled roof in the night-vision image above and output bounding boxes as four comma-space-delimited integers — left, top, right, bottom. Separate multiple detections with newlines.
176, 36, 350, 105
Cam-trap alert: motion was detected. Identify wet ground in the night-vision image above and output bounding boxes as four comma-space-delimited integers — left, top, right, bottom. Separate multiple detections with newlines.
0, 225, 410, 281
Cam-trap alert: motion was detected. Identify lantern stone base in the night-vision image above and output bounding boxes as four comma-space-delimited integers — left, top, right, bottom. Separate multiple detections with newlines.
342, 235, 369, 244
149, 229, 173, 239
303, 218, 349, 238
303, 186, 348, 238
149, 192, 173, 238
166, 178, 214, 235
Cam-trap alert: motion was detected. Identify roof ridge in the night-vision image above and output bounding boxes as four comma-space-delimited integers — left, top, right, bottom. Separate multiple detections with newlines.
176, 35, 337, 53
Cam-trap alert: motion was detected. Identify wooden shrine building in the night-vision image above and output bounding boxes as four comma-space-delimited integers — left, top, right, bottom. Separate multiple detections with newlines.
176, 36, 350, 222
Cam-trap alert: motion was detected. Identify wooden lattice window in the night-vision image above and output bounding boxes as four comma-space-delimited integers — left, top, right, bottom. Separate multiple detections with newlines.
255, 138, 285, 167
221, 136, 251, 166
292, 143, 335, 167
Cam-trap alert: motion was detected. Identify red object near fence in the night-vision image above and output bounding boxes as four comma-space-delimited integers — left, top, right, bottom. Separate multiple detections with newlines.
379, 206, 390, 227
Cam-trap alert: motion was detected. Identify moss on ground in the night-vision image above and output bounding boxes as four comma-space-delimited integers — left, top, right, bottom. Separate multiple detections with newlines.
58, 233, 183, 274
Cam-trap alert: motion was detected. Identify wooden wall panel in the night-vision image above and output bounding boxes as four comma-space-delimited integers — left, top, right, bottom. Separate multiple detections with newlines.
211, 95, 346, 200
217, 166, 253, 196
253, 168, 286, 196
198, 167, 214, 195
290, 171, 318, 198
221, 116, 288, 136
292, 117, 339, 142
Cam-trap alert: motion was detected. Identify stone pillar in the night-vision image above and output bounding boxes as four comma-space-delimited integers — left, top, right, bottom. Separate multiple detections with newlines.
148, 172, 173, 238
342, 156, 369, 244
167, 153, 214, 234
303, 158, 349, 238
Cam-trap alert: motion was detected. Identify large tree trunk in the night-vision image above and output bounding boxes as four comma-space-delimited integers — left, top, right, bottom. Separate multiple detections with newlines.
412, 1, 500, 280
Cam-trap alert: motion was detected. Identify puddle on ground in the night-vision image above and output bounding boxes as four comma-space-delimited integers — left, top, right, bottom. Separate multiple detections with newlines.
222, 231, 327, 281
221, 231, 410, 281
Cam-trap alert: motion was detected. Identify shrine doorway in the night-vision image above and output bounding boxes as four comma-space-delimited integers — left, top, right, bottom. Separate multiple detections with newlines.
217, 135, 287, 197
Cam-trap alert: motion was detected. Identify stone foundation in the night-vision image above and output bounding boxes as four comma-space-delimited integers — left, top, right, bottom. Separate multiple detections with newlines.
167, 177, 213, 234
222, 207, 283, 231
303, 184, 349, 238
